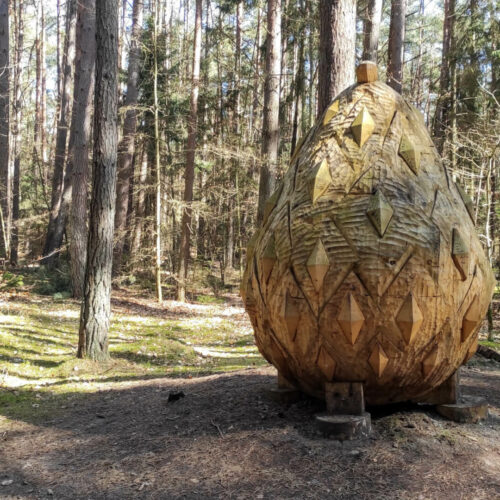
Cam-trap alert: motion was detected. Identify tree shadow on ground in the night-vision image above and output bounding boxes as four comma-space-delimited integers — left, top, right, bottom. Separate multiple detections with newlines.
1, 366, 499, 499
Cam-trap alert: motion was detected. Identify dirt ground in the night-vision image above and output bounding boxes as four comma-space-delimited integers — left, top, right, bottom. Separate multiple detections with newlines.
1, 358, 499, 499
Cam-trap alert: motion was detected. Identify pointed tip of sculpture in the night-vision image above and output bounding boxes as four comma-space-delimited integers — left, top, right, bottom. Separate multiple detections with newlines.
356, 61, 378, 84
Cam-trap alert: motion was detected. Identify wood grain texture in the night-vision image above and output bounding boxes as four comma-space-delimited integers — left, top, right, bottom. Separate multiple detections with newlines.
242, 77, 495, 405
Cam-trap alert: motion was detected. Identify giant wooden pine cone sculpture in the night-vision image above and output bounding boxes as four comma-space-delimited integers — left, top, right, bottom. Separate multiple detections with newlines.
241, 62, 495, 405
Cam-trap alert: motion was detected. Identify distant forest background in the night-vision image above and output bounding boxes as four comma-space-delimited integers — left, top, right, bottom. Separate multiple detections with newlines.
0, 0, 498, 306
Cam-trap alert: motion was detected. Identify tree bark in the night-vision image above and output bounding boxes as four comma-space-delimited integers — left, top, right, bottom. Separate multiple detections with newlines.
131, 145, 148, 256
432, 0, 455, 154
114, 0, 143, 273
68, 0, 96, 298
387, 0, 406, 93
317, 0, 356, 117
0, 0, 9, 259
291, 1, 305, 154
177, 0, 202, 302
153, 0, 162, 302
78, 0, 119, 361
10, 0, 24, 266
257, 0, 281, 223
42, 0, 77, 265
362, 0, 383, 62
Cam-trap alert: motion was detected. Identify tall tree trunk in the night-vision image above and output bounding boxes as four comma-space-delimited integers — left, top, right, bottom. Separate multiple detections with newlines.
68, 0, 96, 298
387, 0, 406, 93
0, 0, 9, 259
78, 0, 119, 361
291, 2, 305, 154
177, 0, 202, 302
131, 145, 148, 256
362, 0, 383, 62
153, 0, 162, 302
432, 0, 455, 154
10, 0, 24, 266
317, 0, 356, 117
114, 0, 143, 273
487, 158, 497, 341
257, 0, 281, 223
40, 3, 47, 167
42, 0, 77, 265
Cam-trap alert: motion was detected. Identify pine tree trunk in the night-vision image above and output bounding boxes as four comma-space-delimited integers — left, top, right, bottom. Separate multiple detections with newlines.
387, 0, 406, 93
0, 0, 9, 259
432, 0, 455, 154
68, 0, 96, 298
131, 145, 148, 256
114, 0, 143, 273
42, 0, 77, 265
257, 0, 281, 223
362, 0, 383, 62
153, 0, 162, 303
10, 0, 24, 266
78, 0, 119, 361
317, 0, 356, 117
177, 0, 202, 302
291, 4, 305, 154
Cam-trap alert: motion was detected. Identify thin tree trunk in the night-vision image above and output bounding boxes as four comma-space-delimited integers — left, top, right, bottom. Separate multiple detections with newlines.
68, 0, 96, 298
177, 0, 202, 302
488, 158, 497, 341
10, 0, 24, 266
114, 0, 143, 273
257, 0, 281, 223
387, 0, 406, 93
153, 0, 162, 302
0, 0, 9, 259
291, 3, 305, 154
42, 0, 77, 264
432, 0, 455, 154
317, 0, 356, 117
131, 144, 148, 255
362, 0, 383, 62
78, 0, 119, 361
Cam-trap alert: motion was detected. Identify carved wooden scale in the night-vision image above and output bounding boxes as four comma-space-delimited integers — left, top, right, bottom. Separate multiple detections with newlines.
241, 62, 495, 406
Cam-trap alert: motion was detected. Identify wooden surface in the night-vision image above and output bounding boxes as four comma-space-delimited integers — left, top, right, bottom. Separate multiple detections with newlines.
241, 75, 495, 405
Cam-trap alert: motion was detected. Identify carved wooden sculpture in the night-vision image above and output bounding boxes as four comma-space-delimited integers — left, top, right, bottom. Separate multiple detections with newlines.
242, 62, 495, 406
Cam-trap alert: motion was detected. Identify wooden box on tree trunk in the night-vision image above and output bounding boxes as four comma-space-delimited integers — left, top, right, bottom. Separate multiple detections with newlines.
241, 65, 495, 405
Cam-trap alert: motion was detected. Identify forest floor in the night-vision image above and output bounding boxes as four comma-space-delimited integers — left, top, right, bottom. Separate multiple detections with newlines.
0, 280, 499, 499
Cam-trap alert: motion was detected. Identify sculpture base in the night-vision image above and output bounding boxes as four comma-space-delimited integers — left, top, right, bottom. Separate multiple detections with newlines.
414, 371, 460, 405
266, 386, 302, 405
315, 413, 372, 440
436, 396, 488, 423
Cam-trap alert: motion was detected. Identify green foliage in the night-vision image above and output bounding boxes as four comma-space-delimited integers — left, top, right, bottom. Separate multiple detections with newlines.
0, 271, 24, 290
32, 264, 72, 296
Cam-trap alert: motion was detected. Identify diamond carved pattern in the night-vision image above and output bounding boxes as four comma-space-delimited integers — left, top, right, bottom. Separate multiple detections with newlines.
323, 100, 339, 125
337, 293, 365, 345
422, 346, 438, 377
396, 293, 423, 344
462, 295, 481, 342
316, 346, 336, 380
367, 190, 394, 237
455, 182, 475, 222
369, 343, 389, 378
309, 159, 332, 204
306, 239, 330, 292
452, 228, 469, 281
263, 185, 283, 224
284, 293, 300, 340
260, 235, 276, 283
399, 134, 420, 174
351, 107, 375, 147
